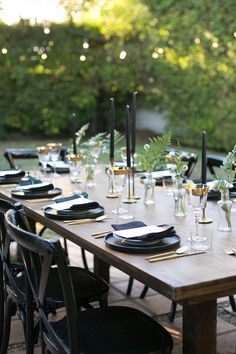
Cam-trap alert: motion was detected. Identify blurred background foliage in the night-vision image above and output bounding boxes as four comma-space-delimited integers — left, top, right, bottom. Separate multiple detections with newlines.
1, 0, 236, 151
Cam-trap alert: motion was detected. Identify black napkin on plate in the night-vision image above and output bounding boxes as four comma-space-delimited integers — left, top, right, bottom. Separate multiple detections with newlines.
55, 192, 88, 203
0, 170, 25, 180
57, 200, 101, 215
13, 183, 54, 193
111, 221, 176, 241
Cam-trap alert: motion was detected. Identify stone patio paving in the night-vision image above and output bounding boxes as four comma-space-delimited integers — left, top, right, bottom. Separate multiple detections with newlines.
7, 240, 236, 354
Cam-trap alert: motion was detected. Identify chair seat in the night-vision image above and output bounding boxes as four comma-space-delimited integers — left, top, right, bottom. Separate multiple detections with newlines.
47, 266, 109, 307
51, 306, 173, 354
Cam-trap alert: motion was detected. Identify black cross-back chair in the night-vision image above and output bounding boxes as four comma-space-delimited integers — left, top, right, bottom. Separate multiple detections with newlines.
5, 208, 173, 354
3, 147, 68, 170
0, 203, 109, 354
3, 146, 89, 270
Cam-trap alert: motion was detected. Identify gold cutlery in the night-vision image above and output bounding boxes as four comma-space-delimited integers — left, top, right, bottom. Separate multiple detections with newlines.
94, 234, 109, 239
145, 245, 189, 260
64, 215, 107, 225
27, 198, 55, 203
148, 251, 206, 263
91, 230, 111, 236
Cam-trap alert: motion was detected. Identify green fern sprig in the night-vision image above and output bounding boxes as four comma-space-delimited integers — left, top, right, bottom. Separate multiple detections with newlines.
139, 132, 171, 172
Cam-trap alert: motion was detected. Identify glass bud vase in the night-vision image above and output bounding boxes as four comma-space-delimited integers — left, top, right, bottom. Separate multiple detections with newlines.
173, 177, 187, 217
85, 164, 96, 188
143, 172, 155, 205
217, 189, 232, 232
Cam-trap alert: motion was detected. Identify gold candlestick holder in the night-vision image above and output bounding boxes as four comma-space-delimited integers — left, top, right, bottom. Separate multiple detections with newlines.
131, 154, 140, 200
106, 161, 118, 198
123, 168, 136, 204
199, 204, 213, 224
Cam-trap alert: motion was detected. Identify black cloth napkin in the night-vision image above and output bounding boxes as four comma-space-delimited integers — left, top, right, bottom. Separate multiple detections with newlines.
0, 170, 25, 180
23, 183, 54, 193
55, 192, 88, 203
57, 200, 101, 215
111, 221, 176, 241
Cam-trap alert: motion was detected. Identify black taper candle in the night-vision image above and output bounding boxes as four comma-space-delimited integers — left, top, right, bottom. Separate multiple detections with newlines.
109, 98, 115, 162
125, 105, 131, 168
71, 113, 77, 155
201, 130, 207, 184
131, 91, 138, 155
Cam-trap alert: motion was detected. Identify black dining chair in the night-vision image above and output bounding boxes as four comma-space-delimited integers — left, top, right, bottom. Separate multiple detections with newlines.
5, 208, 173, 354
3, 146, 68, 170
0, 202, 109, 354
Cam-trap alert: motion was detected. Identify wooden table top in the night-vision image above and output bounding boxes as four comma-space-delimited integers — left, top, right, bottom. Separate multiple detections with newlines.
1, 171, 236, 305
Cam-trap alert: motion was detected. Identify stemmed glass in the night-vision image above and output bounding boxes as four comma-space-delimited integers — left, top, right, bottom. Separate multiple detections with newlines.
186, 183, 208, 242
111, 168, 129, 217
37, 146, 50, 182
47, 143, 62, 178
67, 154, 82, 194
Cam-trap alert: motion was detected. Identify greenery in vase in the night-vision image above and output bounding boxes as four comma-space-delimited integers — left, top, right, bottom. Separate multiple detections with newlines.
212, 145, 236, 193
139, 133, 171, 172
212, 145, 236, 230
165, 146, 189, 180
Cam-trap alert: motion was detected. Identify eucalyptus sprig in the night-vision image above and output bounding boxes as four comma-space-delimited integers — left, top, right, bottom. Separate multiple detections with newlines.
213, 145, 236, 192
139, 132, 171, 172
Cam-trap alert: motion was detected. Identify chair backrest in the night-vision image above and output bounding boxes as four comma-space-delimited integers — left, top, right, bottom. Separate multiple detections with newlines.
3, 147, 68, 169
5, 209, 80, 354
0, 199, 33, 346
165, 149, 198, 178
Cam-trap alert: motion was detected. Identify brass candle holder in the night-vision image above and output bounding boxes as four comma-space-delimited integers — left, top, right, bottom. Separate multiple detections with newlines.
106, 161, 118, 198
131, 153, 140, 200
199, 204, 213, 224
122, 168, 136, 204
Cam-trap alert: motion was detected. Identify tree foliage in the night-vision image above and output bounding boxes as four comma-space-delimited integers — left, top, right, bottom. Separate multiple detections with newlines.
0, 0, 236, 150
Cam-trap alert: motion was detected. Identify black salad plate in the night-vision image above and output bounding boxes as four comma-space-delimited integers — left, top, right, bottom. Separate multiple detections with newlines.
104, 233, 180, 254
44, 205, 104, 221
11, 188, 62, 200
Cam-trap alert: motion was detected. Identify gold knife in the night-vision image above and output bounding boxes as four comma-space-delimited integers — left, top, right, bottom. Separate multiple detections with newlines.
148, 251, 206, 263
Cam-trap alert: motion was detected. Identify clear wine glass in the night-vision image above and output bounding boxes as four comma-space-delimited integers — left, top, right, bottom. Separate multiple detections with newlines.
37, 146, 50, 182
47, 143, 62, 178
111, 168, 129, 216
68, 154, 82, 194
186, 183, 208, 242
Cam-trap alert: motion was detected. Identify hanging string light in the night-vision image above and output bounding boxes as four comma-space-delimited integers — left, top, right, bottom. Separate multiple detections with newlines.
119, 50, 127, 60
83, 39, 89, 49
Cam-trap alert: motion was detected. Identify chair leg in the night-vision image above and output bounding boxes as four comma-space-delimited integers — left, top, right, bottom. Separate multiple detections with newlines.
0, 297, 16, 354
168, 300, 177, 322
140, 285, 149, 299
229, 295, 236, 312
99, 294, 108, 308
81, 248, 89, 270
126, 277, 134, 295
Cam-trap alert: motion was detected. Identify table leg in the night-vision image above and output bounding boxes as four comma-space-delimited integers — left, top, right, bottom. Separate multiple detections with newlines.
183, 299, 217, 354
94, 256, 110, 283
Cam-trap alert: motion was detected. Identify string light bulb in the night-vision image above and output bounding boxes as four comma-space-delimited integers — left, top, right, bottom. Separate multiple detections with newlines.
119, 50, 127, 60
80, 55, 86, 61
1, 48, 7, 54
83, 40, 89, 49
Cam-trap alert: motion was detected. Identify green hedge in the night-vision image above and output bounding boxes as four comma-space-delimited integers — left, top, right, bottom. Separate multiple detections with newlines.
0, 0, 236, 151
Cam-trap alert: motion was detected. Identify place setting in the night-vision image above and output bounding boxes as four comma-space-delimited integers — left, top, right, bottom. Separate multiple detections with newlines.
10, 180, 62, 200
43, 193, 105, 222
104, 220, 181, 253
0, 169, 25, 185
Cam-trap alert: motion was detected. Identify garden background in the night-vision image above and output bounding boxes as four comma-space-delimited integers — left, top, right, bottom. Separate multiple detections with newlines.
1, 0, 236, 151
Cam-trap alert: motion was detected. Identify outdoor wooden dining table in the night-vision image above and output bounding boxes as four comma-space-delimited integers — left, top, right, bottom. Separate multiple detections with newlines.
1, 172, 236, 354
